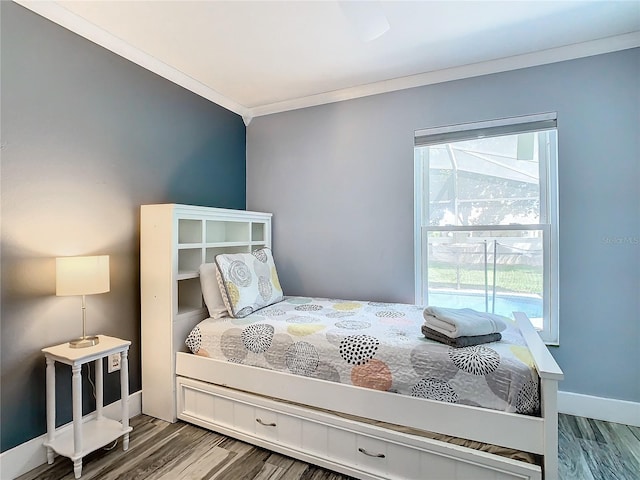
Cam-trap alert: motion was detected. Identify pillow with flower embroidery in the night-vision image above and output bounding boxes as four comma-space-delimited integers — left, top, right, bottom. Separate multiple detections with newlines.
214, 247, 284, 318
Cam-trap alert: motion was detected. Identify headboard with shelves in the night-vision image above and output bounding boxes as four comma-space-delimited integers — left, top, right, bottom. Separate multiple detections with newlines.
141, 204, 272, 422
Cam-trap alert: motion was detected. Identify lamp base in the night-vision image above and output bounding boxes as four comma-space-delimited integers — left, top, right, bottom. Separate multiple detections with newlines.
69, 336, 100, 348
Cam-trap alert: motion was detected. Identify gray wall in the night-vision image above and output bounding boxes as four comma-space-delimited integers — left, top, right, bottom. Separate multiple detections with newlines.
1, 2, 246, 451
247, 48, 640, 403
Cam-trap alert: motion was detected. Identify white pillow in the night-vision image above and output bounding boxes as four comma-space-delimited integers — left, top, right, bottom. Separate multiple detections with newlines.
199, 263, 229, 319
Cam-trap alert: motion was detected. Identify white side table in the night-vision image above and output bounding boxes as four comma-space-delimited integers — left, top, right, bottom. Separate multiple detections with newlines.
42, 335, 133, 479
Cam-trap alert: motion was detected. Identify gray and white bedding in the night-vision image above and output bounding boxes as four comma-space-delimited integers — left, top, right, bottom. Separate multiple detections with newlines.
185, 296, 540, 415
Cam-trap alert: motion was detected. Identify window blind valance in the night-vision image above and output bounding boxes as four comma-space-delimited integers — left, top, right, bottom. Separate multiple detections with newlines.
414, 113, 557, 146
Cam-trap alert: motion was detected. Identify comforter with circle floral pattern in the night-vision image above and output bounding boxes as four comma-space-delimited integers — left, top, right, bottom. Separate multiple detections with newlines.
185, 296, 540, 415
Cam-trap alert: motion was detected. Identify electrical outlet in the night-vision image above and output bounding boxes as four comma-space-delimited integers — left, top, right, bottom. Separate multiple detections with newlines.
108, 353, 121, 373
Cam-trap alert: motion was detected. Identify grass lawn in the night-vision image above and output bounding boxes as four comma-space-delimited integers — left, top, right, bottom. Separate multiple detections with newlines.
429, 262, 542, 294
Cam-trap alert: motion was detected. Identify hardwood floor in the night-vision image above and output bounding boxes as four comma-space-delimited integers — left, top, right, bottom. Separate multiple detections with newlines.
558, 414, 640, 480
18, 413, 640, 480
17, 415, 353, 480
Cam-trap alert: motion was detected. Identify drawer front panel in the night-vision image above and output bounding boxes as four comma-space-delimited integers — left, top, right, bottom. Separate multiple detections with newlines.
301, 419, 329, 458
386, 441, 422, 478
274, 412, 303, 449
419, 448, 457, 479
177, 379, 541, 480
230, 399, 254, 436
327, 427, 357, 466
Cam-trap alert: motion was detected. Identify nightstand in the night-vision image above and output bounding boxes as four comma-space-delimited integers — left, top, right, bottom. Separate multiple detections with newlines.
42, 335, 133, 479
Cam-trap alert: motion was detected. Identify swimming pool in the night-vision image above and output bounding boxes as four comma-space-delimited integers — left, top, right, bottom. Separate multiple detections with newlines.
427, 290, 543, 328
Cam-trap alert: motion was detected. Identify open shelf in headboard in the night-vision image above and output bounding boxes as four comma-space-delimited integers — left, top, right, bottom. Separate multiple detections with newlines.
140, 204, 272, 422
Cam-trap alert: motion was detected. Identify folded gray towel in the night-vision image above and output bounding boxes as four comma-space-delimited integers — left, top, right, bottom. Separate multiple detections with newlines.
422, 325, 502, 348
423, 306, 508, 338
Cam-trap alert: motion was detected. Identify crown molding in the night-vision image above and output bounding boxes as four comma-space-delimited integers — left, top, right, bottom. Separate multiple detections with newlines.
15, 1, 640, 122
14, 0, 251, 120
249, 31, 640, 118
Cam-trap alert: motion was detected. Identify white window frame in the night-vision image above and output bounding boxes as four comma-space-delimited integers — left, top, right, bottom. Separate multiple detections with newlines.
414, 113, 559, 345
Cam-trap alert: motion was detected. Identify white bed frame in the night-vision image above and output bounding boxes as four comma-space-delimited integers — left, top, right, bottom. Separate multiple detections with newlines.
141, 204, 564, 480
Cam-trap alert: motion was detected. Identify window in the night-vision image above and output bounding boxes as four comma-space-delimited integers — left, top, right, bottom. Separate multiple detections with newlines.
414, 113, 559, 344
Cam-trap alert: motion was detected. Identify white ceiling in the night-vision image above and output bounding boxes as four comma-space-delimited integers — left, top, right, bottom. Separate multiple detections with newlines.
17, 1, 640, 121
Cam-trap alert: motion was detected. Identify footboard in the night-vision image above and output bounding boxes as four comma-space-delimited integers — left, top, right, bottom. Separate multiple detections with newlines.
177, 377, 542, 480
514, 312, 564, 479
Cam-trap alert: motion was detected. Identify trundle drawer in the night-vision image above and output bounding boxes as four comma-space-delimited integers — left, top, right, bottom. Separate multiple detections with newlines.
177, 377, 541, 480
179, 379, 427, 478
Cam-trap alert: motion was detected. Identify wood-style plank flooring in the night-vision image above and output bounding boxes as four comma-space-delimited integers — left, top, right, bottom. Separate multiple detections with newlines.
558, 414, 640, 480
18, 413, 640, 480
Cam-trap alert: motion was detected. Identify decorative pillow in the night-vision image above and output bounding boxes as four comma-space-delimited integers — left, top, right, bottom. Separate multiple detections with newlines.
199, 263, 229, 319
215, 266, 234, 316
214, 248, 284, 318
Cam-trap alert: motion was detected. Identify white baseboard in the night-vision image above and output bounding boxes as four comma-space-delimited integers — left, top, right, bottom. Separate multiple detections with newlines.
558, 390, 640, 427
0, 391, 142, 480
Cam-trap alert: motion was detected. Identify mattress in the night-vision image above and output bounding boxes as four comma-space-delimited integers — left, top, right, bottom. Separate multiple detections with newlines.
185, 296, 540, 415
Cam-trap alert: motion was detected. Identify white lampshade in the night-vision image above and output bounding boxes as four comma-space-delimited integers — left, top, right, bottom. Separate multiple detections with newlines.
56, 255, 110, 296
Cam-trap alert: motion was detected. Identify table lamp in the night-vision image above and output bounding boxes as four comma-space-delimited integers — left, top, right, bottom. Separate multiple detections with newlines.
56, 255, 110, 348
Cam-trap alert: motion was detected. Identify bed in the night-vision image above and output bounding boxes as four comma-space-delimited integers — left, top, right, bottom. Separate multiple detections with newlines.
184, 297, 541, 417
140, 204, 563, 480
